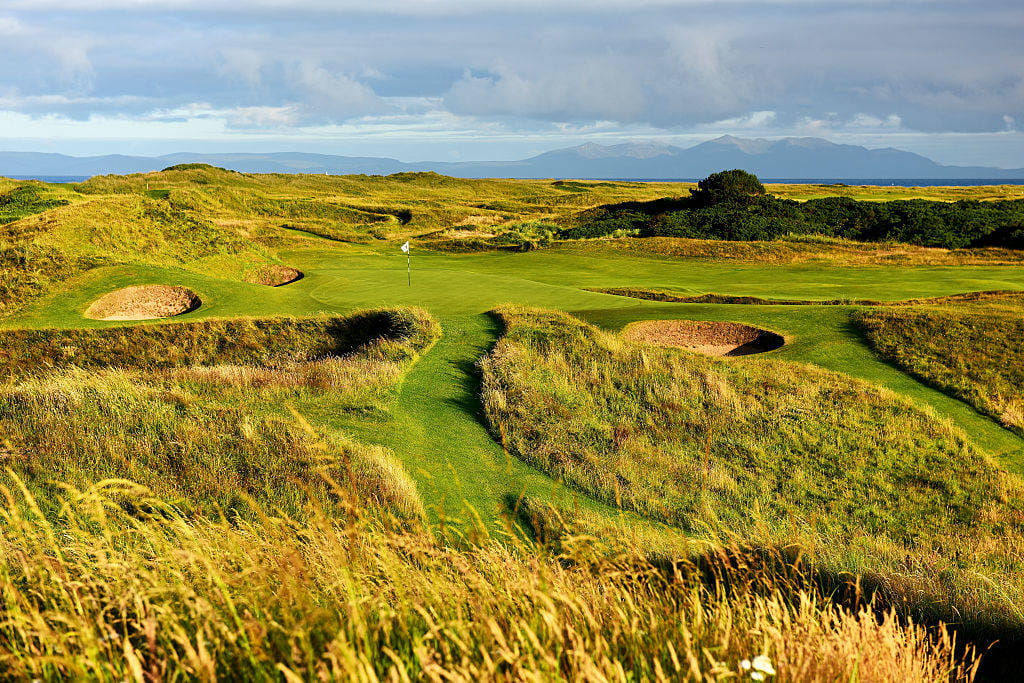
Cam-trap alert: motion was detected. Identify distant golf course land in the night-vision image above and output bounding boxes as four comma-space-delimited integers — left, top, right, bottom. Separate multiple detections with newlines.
2, 167, 1024, 678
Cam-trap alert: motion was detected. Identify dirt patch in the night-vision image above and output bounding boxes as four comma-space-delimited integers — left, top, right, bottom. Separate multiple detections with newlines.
85, 285, 201, 321
622, 320, 785, 357
247, 265, 304, 287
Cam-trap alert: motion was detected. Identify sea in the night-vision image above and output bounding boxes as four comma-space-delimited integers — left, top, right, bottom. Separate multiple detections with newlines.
9, 175, 90, 183
621, 178, 1024, 187
6, 174, 1024, 187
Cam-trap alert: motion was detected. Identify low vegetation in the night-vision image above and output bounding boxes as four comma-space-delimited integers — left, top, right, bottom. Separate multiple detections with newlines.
0, 480, 977, 681
0, 370, 425, 521
481, 306, 1024, 655
0, 307, 440, 522
0, 308, 438, 379
569, 170, 1024, 249
593, 286, 1023, 306
556, 235, 1024, 266
857, 301, 1024, 432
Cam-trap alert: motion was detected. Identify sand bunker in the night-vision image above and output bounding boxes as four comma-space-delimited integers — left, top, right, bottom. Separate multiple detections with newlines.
623, 320, 785, 357
85, 285, 201, 321
247, 265, 304, 287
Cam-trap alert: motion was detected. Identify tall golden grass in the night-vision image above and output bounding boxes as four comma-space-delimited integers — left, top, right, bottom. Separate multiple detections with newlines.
0, 474, 979, 681
857, 306, 1024, 432
481, 306, 1024, 658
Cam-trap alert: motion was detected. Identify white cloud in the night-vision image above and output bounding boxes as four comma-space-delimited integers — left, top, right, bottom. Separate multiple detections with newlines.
0, 16, 25, 35
698, 111, 778, 130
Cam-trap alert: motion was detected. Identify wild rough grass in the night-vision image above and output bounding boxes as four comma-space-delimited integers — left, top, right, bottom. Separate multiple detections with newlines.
0, 243, 108, 314
0, 477, 978, 681
0, 370, 424, 521
480, 306, 1024, 644
856, 303, 1024, 432
481, 306, 1018, 538
0, 308, 440, 521
557, 236, 1024, 266
0, 308, 439, 380
592, 286, 1024, 307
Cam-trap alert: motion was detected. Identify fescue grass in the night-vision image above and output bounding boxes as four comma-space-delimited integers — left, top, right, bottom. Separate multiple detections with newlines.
480, 306, 1024, 651
0, 307, 439, 522
857, 300, 1024, 432
0, 370, 424, 521
0, 308, 438, 379
481, 307, 1017, 538
591, 286, 1024, 307
0, 476, 979, 681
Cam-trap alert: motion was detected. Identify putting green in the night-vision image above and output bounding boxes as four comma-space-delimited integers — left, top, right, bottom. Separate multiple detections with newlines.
9, 242, 1024, 525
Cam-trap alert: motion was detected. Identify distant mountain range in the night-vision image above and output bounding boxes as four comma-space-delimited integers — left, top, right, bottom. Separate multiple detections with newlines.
2, 136, 1023, 180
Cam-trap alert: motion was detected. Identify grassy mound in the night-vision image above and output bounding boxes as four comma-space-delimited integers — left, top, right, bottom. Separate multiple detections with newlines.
0, 183, 71, 224
0, 308, 438, 379
481, 306, 1020, 541
0, 371, 424, 521
481, 306, 1024, 649
245, 264, 303, 286
857, 305, 1024, 431
0, 307, 440, 521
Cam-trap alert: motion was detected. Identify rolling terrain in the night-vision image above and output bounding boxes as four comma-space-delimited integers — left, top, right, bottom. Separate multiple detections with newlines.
0, 168, 1022, 679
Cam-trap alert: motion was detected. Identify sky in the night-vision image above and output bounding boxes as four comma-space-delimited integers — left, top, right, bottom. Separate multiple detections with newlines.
0, 0, 1022, 167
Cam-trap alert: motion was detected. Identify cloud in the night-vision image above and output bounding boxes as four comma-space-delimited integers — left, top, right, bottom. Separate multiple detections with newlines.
0, 0, 1018, 166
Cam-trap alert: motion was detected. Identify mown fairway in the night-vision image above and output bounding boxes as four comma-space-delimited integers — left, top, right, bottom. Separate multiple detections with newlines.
10, 240, 1024, 524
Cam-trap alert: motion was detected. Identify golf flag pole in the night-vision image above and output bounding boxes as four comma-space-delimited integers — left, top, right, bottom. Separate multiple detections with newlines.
401, 241, 411, 286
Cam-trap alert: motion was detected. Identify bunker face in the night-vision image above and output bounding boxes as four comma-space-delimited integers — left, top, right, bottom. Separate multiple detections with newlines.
85, 285, 201, 321
623, 320, 785, 357
248, 265, 303, 287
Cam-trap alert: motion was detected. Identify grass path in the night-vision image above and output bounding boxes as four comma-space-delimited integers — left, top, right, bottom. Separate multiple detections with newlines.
316, 313, 630, 528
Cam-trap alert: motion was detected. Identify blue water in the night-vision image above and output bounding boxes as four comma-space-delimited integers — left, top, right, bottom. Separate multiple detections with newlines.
619, 178, 1024, 187
5, 174, 1024, 187
7, 175, 89, 183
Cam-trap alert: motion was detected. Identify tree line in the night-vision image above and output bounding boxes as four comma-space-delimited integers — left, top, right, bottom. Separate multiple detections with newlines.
563, 170, 1024, 249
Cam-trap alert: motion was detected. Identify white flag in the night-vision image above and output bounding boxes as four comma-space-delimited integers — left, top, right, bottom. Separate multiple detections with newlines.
400, 241, 410, 253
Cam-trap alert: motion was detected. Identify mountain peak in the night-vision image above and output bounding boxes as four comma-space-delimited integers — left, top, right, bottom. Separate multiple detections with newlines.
559, 141, 680, 160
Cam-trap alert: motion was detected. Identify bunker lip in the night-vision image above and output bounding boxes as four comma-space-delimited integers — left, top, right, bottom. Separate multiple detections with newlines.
247, 265, 304, 287
622, 319, 786, 357
85, 285, 202, 321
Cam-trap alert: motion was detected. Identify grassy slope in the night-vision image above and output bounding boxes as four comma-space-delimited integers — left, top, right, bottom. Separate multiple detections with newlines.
0, 482, 970, 681
480, 307, 1024, 647
2, 176, 1023, 677
481, 307, 1017, 540
857, 297, 1024, 432
75, 167, 687, 241
0, 308, 440, 522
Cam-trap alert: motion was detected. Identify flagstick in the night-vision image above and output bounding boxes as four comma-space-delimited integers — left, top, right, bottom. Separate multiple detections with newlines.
407, 249, 411, 287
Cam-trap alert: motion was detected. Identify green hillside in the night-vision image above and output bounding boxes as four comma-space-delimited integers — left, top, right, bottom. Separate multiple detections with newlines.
1, 170, 1023, 678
